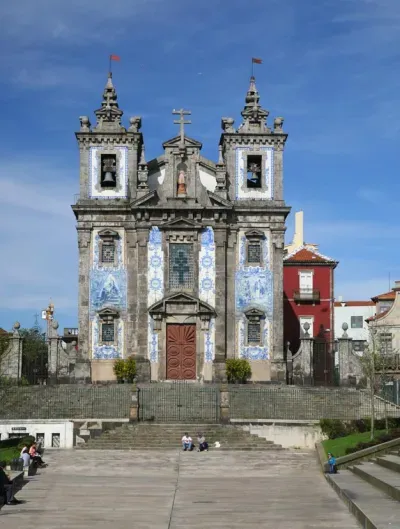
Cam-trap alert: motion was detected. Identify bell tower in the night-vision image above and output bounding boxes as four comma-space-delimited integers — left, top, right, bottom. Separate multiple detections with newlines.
220, 76, 290, 382
73, 73, 144, 381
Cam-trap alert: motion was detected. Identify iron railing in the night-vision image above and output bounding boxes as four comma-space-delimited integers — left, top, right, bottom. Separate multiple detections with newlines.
293, 288, 320, 302
138, 382, 220, 423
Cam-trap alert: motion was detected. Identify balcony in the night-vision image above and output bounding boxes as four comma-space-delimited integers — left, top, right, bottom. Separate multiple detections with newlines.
293, 289, 320, 302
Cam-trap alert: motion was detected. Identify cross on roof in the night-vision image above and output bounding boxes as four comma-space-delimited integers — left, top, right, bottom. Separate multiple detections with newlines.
173, 109, 191, 146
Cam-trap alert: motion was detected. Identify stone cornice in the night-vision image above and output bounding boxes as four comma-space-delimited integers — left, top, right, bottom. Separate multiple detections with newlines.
75, 132, 142, 147
220, 132, 287, 148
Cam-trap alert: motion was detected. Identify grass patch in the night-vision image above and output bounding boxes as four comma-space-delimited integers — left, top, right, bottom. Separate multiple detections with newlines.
0, 446, 21, 464
322, 430, 386, 458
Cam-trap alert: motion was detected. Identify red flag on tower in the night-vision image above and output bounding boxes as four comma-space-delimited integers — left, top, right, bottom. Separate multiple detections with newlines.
110, 54, 121, 61
252, 58, 262, 64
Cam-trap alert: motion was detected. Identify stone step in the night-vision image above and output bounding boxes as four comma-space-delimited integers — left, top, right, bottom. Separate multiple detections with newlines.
328, 469, 400, 528
79, 446, 283, 451
351, 462, 400, 502
375, 454, 400, 473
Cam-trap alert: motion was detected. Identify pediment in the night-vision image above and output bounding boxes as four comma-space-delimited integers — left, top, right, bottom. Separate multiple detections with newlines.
148, 293, 216, 316
159, 217, 203, 230
162, 135, 203, 149
208, 191, 232, 208
245, 229, 265, 239
98, 229, 119, 238
244, 308, 265, 318
130, 190, 159, 208
98, 307, 119, 317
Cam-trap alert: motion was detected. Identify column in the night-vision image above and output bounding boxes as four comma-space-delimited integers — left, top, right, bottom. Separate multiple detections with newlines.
1, 322, 23, 381
48, 320, 60, 382
226, 229, 237, 360
271, 235, 286, 381
214, 229, 227, 361
76, 228, 92, 380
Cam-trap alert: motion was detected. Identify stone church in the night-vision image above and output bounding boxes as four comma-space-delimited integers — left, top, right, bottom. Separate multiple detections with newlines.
73, 73, 290, 383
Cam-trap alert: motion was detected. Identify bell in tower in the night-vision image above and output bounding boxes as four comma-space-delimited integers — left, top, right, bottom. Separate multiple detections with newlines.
101, 155, 117, 187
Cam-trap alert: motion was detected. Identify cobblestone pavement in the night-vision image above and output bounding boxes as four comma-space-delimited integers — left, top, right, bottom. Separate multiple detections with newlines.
1, 449, 359, 528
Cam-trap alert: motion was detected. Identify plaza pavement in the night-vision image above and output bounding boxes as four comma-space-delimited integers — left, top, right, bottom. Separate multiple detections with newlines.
1, 449, 359, 528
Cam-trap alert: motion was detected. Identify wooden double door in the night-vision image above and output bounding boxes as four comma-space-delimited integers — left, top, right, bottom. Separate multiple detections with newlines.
166, 324, 196, 380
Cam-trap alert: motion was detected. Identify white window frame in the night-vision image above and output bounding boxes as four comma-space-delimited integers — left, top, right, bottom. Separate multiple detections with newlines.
298, 270, 313, 293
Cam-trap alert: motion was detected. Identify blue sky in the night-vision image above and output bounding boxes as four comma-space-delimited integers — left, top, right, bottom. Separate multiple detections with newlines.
1, 0, 400, 332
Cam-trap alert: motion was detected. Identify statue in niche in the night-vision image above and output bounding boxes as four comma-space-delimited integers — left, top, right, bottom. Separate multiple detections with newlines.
177, 169, 187, 196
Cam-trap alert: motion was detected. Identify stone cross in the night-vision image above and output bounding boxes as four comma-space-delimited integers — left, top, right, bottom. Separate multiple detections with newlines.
173, 109, 191, 147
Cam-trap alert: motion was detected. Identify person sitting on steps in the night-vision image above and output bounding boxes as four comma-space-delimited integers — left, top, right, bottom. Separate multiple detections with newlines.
327, 453, 337, 474
0, 464, 21, 506
197, 433, 209, 452
181, 433, 193, 451
29, 443, 47, 468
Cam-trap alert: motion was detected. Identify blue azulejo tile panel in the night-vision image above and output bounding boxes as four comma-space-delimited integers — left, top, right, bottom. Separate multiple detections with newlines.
147, 227, 164, 362
235, 269, 273, 316
148, 315, 159, 363
235, 230, 273, 360
199, 227, 215, 307
235, 146, 273, 200
90, 269, 127, 312
204, 318, 215, 363
89, 146, 128, 199
92, 318, 124, 360
237, 317, 269, 361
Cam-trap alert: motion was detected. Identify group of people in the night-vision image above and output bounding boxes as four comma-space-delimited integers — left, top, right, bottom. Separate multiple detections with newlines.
181, 432, 209, 452
0, 442, 47, 507
20, 442, 47, 469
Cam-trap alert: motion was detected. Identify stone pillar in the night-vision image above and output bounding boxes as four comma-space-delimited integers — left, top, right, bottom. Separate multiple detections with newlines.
129, 385, 139, 422
1, 322, 23, 381
48, 320, 60, 382
225, 229, 237, 360
214, 229, 227, 362
219, 384, 230, 424
137, 228, 149, 359
292, 323, 314, 384
76, 228, 91, 381
338, 323, 360, 386
271, 234, 286, 382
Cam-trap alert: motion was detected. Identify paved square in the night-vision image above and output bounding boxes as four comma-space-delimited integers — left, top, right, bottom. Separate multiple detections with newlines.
1, 449, 359, 528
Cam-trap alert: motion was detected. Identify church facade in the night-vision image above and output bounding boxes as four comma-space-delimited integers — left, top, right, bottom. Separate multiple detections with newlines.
73, 74, 290, 383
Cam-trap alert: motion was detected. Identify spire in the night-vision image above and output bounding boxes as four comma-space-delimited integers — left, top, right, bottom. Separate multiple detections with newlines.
93, 73, 125, 132
137, 144, 149, 193
239, 76, 270, 133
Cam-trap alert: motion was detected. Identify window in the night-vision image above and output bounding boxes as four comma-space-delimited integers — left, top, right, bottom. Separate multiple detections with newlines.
246, 155, 262, 188
247, 243, 261, 264
52, 433, 60, 448
36, 433, 45, 445
98, 230, 118, 266
248, 322, 261, 344
299, 271, 313, 293
101, 243, 115, 263
351, 316, 363, 329
101, 154, 117, 188
102, 323, 114, 342
380, 333, 393, 354
169, 244, 194, 290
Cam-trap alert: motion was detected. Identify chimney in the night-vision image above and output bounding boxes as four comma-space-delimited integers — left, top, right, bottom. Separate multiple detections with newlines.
293, 211, 304, 250
393, 281, 400, 292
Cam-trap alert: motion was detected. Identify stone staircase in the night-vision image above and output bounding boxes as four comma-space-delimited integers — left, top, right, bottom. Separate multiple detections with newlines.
78, 423, 283, 451
329, 450, 400, 527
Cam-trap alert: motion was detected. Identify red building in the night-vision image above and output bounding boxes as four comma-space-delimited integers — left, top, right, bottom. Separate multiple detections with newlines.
283, 245, 338, 353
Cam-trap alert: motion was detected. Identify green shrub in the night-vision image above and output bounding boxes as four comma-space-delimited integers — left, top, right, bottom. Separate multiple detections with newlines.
320, 419, 349, 440
113, 359, 126, 381
113, 357, 137, 382
226, 359, 252, 383
124, 356, 137, 383
344, 429, 400, 455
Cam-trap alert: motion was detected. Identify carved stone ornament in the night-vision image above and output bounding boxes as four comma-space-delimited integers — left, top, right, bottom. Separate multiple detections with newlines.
274, 117, 284, 133
128, 116, 142, 132
79, 116, 91, 132
77, 231, 91, 248
221, 117, 235, 133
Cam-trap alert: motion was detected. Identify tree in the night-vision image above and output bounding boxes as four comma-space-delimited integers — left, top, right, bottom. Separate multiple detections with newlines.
359, 325, 395, 440
19, 327, 48, 384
